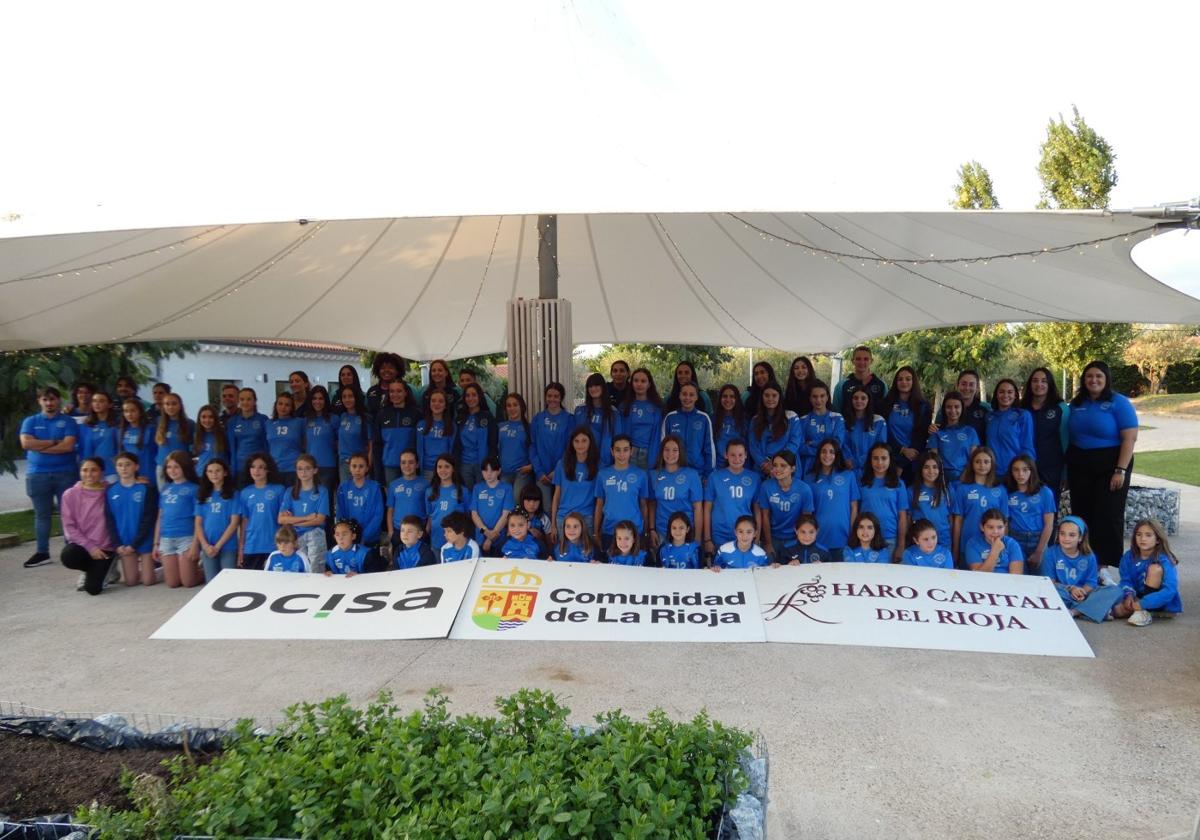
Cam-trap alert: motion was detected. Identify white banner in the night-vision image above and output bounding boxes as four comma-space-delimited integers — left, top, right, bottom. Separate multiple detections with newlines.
448, 559, 766, 642
151, 565, 476, 640
754, 564, 1094, 658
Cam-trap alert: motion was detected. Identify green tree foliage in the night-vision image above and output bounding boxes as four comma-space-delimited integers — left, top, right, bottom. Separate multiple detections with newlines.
950, 161, 1000, 209
1023, 322, 1132, 394
1036, 105, 1117, 210
586, 344, 734, 394
0, 341, 195, 475
864, 326, 1012, 397
1123, 325, 1200, 394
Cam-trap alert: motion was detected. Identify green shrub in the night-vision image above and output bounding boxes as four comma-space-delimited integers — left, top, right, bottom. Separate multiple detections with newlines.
80, 689, 751, 840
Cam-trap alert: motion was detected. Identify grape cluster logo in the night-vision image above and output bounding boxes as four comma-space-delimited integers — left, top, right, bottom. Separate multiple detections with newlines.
762, 575, 840, 624
471, 566, 542, 631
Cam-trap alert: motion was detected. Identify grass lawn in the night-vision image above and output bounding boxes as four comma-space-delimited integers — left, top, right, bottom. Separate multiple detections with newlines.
0, 510, 60, 543
1133, 393, 1200, 416
1132, 448, 1200, 486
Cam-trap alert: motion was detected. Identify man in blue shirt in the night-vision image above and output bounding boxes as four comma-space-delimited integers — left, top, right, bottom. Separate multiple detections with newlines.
20, 388, 79, 567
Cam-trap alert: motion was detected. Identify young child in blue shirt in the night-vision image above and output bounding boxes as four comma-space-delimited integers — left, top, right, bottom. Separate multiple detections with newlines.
713, 515, 768, 570
1040, 516, 1098, 609
594, 435, 651, 551
951, 446, 1007, 562
928, 392, 979, 484
658, 511, 702, 569
1111, 519, 1183, 626
265, 525, 309, 573
1004, 454, 1056, 572
386, 450, 429, 549
470, 457, 514, 555
336, 453, 384, 548
901, 519, 954, 570
858, 443, 909, 561
326, 518, 370, 576
552, 512, 599, 563
962, 509, 1024, 574
440, 510, 482, 562
501, 511, 544, 559
394, 515, 437, 570
911, 452, 953, 552
777, 514, 831, 565
607, 520, 648, 566
845, 512, 890, 564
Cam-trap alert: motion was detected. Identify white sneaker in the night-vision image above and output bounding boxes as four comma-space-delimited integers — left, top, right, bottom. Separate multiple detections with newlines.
1098, 567, 1120, 587
1127, 610, 1153, 627
75, 572, 87, 592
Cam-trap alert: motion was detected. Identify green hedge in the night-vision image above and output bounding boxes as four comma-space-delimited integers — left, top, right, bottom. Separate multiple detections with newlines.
80, 690, 752, 840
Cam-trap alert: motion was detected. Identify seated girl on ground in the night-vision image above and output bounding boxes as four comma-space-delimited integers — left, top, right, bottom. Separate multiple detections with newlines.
1040, 516, 1098, 610
1112, 518, 1182, 627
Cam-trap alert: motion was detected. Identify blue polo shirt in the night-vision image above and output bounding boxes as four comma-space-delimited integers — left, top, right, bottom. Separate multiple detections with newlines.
267, 417, 306, 473
705, 468, 761, 545
595, 465, 651, 534
845, 547, 890, 564
280, 486, 329, 534
754, 478, 815, 544
553, 459, 598, 519
1006, 486, 1056, 535
902, 546, 954, 569
1068, 393, 1138, 450
21, 411, 79, 473
912, 484, 953, 549
650, 467, 703, 534
715, 542, 768, 569
158, 480, 199, 538
195, 491, 241, 546
238, 483, 286, 554
805, 470, 861, 550
303, 415, 338, 468
388, 475, 430, 525
951, 483, 1007, 542
929, 424, 980, 480
227, 413, 269, 474
471, 481, 515, 534
963, 535, 1024, 573
859, 478, 909, 542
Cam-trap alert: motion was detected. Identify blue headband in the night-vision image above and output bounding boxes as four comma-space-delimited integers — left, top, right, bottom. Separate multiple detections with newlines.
1061, 515, 1087, 537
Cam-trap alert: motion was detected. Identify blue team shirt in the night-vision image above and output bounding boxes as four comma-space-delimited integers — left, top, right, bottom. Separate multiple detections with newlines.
194, 491, 241, 546
985, 407, 1035, 475
266, 550, 308, 573
799, 411, 846, 472
963, 535, 1024, 573
327, 544, 369, 574
553, 459, 598, 518
886, 400, 927, 450
416, 419, 455, 470
609, 549, 648, 567
912, 485, 953, 549
471, 481, 515, 533
1068, 393, 1138, 450
441, 539, 481, 562
573, 405, 622, 468
267, 417, 305, 473
595, 465, 651, 534
705, 468, 761, 545
120, 424, 156, 472
805, 471, 861, 550
754, 478, 815, 544
21, 412, 79, 474
713, 415, 747, 469
659, 541, 701, 569
154, 419, 190, 468
377, 406, 420, 467
501, 534, 543, 559
106, 481, 156, 552
227, 413, 269, 474
859, 478, 909, 542
624, 401, 663, 462
715, 542, 768, 569
531, 409, 572, 479
158, 480, 199, 538
1118, 550, 1183, 612
1006, 486, 1056, 535
457, 411, 495, 469
388, 475, 430, 525
661, 409, 716, 477
239, 483, 286, 554
337, 479, 384, 545
902, 545, 954, 569
842, 416, 887, 470
951, 483, 1008, 542
497, 420, 533, 474
80, 419, 120, 476
748, 413, 801, 470
280, 486, 329, 534
336, 414, 373, 464
846, 546, 890, 564
553, 542, 596, 563
303, 415, 338, 468
1041, 545, 1098, 604
930, 424, 980, 480
193, 430, 224, 472
650, 467, 703, 534
427, 484, 468, 550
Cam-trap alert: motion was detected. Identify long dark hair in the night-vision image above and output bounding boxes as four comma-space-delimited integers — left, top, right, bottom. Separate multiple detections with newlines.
623, 367, 664, 415
1004, 454, 1044, 495
427, 453, 464, 503
338, 384, 369, 451
1020, 367, 1064, 410
306, 385, 333, 421
847, 388, 874, 433
562, 425, 600, 481
83, 391, 113, 426
193, 404, 229, 458
198, 457, 236, 502
913, 450, 947, 508
860, 442, 899, 488
989, 378, 1022, 410
665, 361, 703, 413
882, 366, 926, 416
459, 383, 489, 417
713, 384, 747, 435
422, 388, 450, 436
809, 437, 845, 479
503, 392, 531, 442
653, 433, 692, 471
744, 362, 780, 416
1071, 360, 1116, 406
783, 356, 815, 415
582, 373, 618, 435
751, 385, 789, 442
334, 365, 365, 409
241, 451, 282, 487
852, 511, 888, 551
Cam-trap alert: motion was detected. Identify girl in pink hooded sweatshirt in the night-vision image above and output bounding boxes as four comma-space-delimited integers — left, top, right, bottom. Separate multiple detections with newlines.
60, 457, 116, 595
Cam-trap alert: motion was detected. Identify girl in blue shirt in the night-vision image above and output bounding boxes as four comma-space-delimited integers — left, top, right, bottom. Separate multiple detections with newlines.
227, 388, 269, 479
622, 368, 664, 470
754, 450, 815, 561
238, 453, 286, 570
531, 383, 572, 513
153, 393, 193, 488
336, 452, 384, 548
607, 520, 647, 566
192, 405, 230, 474
268, 392, 306, 488
551, 427, 600, 537
1021, 367, 1069, 504
648, 435, 704, 546
575, 373, 622, 469
426, 453, 468, 554
416, 389, 456, 482
265, 525, 309, 574
326, 518, 370, 576
844, 512, 889, 564
375, 380, 421, 485
713, 515, 768, 569
962, 509, 1024, 574
456, 383, 497, 489
1040, 516, 1098, 608
742, 361, 780, 417
280, 454, 330, 571
858, 443, 909, 561
107, 451, 158, 586
1112, 519, 1183, 624
303, 386, 339, 503
193, 457, 240, 583
119, 399, 157, 473
552, 512, 599, 563
386, 450, 430, 547
951, 446, 1007, 562
882, 366, 931, 484
985, 379, 1035, 476
664, 361, 714, 415
660, 383, 716, 478
911, 451, 953, 551
799, 382, 846, 475
928, 392, 979, 484
901, 519, 954, 570
498, 393, 535, 499
704, 440, 761, 556
748, 385, 800, 476
470, 457, 514, 555
501, 511, 545, 559
842, 389, 887, 473
658, 511, 701, 569
80, 392, 121, 481
1004, 454, 1056, 571
712, 385, 749, 470
805, 438, 860, 560
335, 386, 373, 484
153, 450, 200, 587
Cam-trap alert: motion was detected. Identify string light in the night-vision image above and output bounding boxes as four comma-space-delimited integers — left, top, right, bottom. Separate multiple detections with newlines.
727, 213, 1171, 266
9, 227, 226, 284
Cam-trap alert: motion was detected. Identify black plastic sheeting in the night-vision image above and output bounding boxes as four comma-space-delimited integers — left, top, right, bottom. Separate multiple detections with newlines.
0, 819, 89, 839
0, 715, 228, 753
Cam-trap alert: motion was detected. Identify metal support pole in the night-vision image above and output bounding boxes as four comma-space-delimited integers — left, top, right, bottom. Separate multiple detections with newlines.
538, 214, 558, 299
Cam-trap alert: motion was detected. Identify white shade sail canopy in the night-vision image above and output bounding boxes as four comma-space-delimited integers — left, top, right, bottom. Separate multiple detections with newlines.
0, 210, 1194, 358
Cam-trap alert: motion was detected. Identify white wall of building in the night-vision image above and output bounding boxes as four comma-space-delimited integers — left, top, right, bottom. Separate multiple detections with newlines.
155, 344, 370, 413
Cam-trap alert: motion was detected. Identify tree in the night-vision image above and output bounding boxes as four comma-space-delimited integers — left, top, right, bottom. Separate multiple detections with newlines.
585, 344, 734, 394
865, 325, 1012, 398
1023, 322, 1132, 394
1123, 325, 1200, 394
1036, 105, 1117, 210
0, 341, 195, 475
950, 161, 1000, 209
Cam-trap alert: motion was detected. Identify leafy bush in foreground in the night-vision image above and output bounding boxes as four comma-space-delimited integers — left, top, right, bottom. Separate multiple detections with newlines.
80, 689, 751, 839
